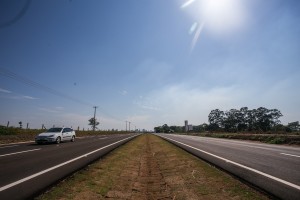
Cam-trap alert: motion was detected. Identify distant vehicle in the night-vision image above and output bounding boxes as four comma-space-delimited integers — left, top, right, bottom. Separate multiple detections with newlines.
35, 127, 76, 144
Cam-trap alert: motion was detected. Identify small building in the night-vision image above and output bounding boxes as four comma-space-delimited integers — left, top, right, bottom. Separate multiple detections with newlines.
184, 120, 193, 132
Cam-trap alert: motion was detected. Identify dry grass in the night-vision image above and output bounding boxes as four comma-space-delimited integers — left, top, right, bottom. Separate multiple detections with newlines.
36, 134, 269, 200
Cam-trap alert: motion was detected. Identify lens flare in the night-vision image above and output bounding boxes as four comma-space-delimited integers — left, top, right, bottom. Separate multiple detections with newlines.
191, 22, 205, 52
181, 0, 248, 51
189, 22, 198, 35
181, 0, 195, 8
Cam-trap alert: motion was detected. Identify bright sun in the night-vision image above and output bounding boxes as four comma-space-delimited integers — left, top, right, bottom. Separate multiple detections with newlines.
201, 0, 246, 33
182, 0, 248, 49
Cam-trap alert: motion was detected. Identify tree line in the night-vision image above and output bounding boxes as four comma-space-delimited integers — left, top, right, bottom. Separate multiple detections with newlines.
208, 107, 283, 132
154, 107, 299, 133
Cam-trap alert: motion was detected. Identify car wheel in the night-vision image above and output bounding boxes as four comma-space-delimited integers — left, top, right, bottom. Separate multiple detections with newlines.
71, 135, 75, 142
56, 136, 61, 144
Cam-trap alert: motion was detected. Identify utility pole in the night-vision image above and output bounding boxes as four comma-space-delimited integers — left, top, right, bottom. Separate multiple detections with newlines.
129, 121, 131, 132
125, 121, 128, 131
93, 106, 98, 131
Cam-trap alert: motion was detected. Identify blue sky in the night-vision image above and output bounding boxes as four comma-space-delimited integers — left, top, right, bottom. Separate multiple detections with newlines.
0, 0, 299, 130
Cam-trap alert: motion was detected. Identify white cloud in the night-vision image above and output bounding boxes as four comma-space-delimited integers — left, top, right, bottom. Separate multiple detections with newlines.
120, 90, 128, 95
133, 99, 160, 111
136, 73, 300, 127
0, 89, 39, 100
55, 106, 64, 110
139, 105, 160, 111
97, 116, 125, 130
4, 95, 38, 100
137, 83, 250, 126
257, 78, 300, 124
0, 88, 11, 93
134, 59, 173, 83
22, 95, 38, 100
59, 113, 91, 129
39, 107, 61, 113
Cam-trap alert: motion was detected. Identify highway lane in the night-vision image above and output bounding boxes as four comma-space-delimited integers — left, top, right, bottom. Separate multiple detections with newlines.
0, 133, 138, 200
156, 134, 300, 200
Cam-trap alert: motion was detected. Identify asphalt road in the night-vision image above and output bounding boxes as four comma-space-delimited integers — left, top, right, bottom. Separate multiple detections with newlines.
0, 133, 138, 200
156, 134, 300, 200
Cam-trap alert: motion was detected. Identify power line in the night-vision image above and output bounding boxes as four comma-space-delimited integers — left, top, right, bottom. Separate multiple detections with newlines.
0, 67, 138, 130
0, 67, 93, 107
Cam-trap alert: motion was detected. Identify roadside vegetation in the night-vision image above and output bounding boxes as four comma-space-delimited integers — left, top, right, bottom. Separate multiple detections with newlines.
36, 134, 269, 200
155, 107, 300, 145
189, 132, 300, 145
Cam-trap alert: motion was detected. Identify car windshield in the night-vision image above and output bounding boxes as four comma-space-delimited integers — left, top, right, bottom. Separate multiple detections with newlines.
46, 128, 62, 132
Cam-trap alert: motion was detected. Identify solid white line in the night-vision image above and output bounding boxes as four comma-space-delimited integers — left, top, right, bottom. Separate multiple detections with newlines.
280, 153, 300, 158
0, 135, 136, 192
0, 145, 18, 149
159, 135, 300, 191
205, 139, 278, 151
179, 135, 278, 151
0, 149, 41, 157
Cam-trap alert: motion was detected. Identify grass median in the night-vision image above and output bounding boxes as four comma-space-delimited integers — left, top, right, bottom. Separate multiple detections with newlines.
36, 134, 269, 200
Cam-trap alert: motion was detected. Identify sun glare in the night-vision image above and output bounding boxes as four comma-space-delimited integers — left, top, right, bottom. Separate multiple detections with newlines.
201, 0, 246, 34
182, 0, 248, 50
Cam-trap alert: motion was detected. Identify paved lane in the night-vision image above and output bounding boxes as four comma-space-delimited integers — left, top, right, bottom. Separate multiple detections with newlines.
156, 134, 300, 200
0, 134, 138, 200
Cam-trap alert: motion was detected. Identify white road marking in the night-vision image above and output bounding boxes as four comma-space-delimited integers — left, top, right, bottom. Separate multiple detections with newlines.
0, 149, 41, 157
99, 137, 108, 140
174, 134, 298, 151
179, 135, 274, 151
159, 135, 300, 191
206, 140, 277, 151
0, 145, 18, 149
0, 135, 136, 192
280, 153, 300, 158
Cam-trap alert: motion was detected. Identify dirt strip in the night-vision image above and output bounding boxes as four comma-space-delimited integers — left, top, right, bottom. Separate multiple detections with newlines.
37, 134, 269, 200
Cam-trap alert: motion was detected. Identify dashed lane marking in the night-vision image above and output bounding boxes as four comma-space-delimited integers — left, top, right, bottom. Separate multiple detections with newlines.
280, 153, 300, 158
0, 149, 41, 157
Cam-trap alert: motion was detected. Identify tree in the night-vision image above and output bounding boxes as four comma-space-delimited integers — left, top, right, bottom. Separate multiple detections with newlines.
208, 109, 224, 130
193, 123, 208, 132
18, 121, 22, 129
208, 107, 283, 132
88, 117, 100, 131
154, 126, 163, 133
155, 124, 178, 133
269, 109, 283, 128
238, 107, 248, 131
223, 109, 240, 132
170, 125, 183, 133
253, 107, 282, 132
162, 124, 170, 133
287, 121, 300, 131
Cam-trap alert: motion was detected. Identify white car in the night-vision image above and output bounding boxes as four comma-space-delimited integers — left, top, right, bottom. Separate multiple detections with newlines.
35, 127, 76, 144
